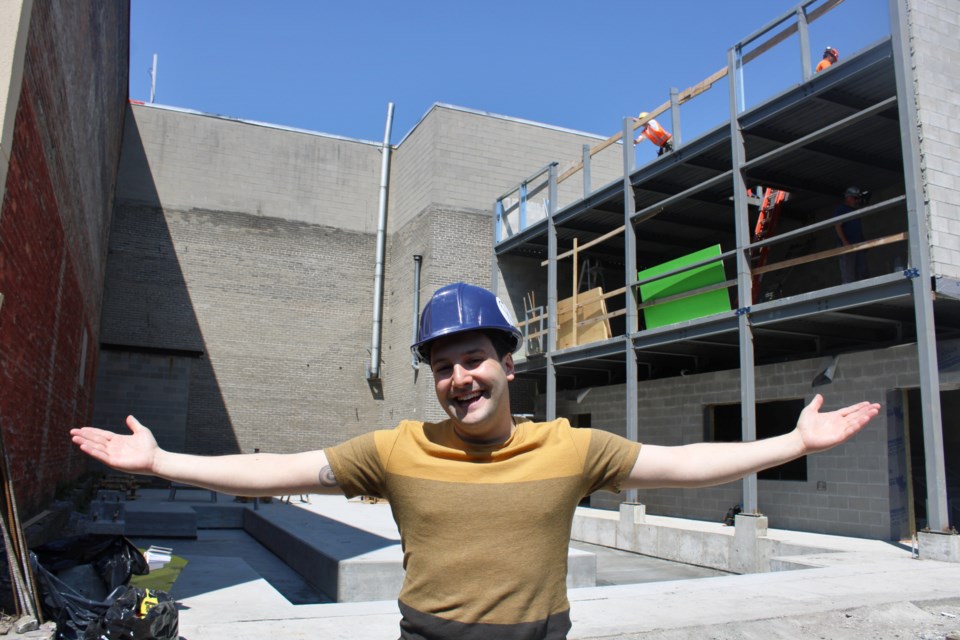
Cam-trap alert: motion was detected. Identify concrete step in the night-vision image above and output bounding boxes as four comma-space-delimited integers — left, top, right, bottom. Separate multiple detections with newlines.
242, 504, 597, 602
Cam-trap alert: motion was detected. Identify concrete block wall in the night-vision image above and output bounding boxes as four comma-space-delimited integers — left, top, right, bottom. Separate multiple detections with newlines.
117, 104, 383, 234
100, 202, 380, 455
552, 341, 952, 539
99, 97, 630, 458
0, 0, 128, 514
390, 105, 622, 231
907, 0, 960, 278
92, 350, 193, 454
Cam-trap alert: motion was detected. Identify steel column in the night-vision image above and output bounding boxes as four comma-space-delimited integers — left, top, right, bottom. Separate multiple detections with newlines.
546, 164, 558, 421
889, 0, 949, 531
670, 87, 682, 149
623, 117, 640, 504
582, 144, 591, 198
728, 45, 758, 515
797, 6, 812, 81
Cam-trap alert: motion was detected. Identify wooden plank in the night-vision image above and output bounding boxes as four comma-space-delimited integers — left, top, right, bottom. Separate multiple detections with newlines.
572, 238, 579, 347
752, 232, 907, 276
743, 0, 844, 64
678, 66, 728, 102
541, 226, 625, 266
557, 287, 612, 349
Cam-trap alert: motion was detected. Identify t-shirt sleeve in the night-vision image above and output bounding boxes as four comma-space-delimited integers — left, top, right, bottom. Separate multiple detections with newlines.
582, 429, 641, 495
324, 431, 387, 499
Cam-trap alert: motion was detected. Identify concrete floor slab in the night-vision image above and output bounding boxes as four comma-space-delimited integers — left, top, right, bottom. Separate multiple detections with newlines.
119, 490, 960, 639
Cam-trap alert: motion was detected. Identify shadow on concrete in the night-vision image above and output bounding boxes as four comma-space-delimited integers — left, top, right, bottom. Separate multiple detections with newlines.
92, 105, 239, 456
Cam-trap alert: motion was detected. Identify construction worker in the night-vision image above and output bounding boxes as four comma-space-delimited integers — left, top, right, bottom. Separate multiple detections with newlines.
816, 46, 839, 72
834, 186, 869, 283
635, 112, 673, 156
71, 282, 880, 640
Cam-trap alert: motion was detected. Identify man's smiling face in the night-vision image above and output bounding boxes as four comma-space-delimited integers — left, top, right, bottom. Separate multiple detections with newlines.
429, 331, 515, 444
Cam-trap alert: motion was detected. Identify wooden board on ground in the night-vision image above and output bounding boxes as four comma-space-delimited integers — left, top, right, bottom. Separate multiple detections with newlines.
557, 287, 612, 350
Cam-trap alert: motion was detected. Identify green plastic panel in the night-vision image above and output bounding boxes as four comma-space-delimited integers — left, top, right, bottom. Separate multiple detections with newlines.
637, 244, 730, 329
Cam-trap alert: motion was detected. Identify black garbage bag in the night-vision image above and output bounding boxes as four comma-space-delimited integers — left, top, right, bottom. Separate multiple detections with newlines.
32, 555, 111, 640
84, 585, 178, 640
32, 535, 149, 592
0, 535, 152, 640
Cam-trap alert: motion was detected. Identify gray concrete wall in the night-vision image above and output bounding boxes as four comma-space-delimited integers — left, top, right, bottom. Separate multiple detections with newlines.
100, 200, 381, 454
0, 0, 32, 206
116, 104, 383, 233
101, 101, 620, 454
390, 104, 622, 230
907, 0, 960, 278
92, 349, 193, 454
556, 341, 960, 539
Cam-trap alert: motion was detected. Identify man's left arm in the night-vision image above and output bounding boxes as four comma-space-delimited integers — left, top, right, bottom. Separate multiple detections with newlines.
624, 394, 879, 489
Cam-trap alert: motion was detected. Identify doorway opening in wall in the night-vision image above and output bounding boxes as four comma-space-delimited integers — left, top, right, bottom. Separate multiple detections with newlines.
905, 388, 960, 532
707, 399, 807, 481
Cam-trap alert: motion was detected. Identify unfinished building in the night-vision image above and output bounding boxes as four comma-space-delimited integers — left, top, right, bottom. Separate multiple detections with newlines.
93, 0, 959, 554
493, 0, 959, 551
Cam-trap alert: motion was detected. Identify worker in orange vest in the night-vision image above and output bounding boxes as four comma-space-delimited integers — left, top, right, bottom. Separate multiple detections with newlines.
635, 112, 673, 156
816, 46, 838, 72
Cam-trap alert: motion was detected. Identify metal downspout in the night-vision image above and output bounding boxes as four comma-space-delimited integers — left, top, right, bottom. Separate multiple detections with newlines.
411, 255, 423, 370
367, 102, 395, 394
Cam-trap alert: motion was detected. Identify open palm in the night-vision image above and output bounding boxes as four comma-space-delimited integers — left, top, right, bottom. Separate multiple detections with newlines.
796, 394, 880, 454
70, 416, 158, 474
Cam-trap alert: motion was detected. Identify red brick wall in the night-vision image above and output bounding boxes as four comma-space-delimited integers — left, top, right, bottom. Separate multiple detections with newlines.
0, 0, 129, 516
0, 88, 97, 513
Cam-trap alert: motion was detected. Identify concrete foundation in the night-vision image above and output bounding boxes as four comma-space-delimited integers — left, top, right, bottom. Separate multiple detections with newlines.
919, 530, 960, 562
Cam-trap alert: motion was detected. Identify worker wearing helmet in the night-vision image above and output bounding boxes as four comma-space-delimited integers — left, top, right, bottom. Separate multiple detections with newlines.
816, 46, 839, 72
71, 282, 879, 639
834, 186, 869, 283
635, 111, 673, 156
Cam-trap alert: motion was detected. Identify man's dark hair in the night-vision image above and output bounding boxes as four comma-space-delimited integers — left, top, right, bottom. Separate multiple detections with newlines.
484, 330, 516, 360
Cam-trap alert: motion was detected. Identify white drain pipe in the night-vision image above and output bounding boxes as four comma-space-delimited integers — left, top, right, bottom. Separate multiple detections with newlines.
367, 102, 395, 386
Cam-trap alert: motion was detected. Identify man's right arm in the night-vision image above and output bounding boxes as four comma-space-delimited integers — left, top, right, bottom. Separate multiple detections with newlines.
71, 415, 343, 497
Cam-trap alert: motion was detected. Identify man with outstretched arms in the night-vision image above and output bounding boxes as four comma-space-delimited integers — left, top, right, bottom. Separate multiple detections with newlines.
72, 282, 879, 640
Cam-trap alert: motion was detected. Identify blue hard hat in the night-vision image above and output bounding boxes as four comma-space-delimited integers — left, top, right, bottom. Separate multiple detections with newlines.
411, 282, 522, 363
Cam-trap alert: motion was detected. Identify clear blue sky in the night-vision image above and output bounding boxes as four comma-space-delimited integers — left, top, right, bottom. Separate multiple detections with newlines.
129, 0, 891, 145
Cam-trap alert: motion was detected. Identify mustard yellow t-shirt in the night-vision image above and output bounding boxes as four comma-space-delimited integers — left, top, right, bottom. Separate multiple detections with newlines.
326, 418, 640, 640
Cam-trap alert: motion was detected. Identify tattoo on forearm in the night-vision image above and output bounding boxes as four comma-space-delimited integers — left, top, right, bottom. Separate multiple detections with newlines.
319, 465, 338, 487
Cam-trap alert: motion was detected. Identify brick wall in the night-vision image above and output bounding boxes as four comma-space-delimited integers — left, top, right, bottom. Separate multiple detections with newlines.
907, 0, 960, 278
0, 0, 128, 514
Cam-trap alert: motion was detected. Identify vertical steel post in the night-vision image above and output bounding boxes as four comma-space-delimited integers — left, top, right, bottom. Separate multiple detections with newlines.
728, 45, 758, 515
150, 53, 158, 103
670, 87, 682, 149
546, 164, 559, 421
797, 7, 812, 81
889, 0, 949, 531
494, 199, 503, 244
582, 144, 591, 198
622, 117, 640, 505
519, 182, 528, 232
